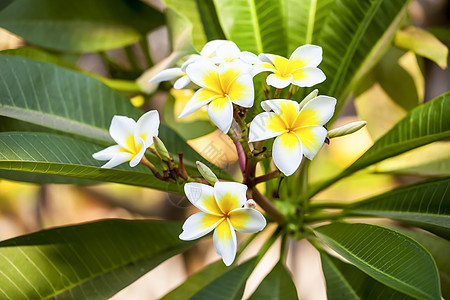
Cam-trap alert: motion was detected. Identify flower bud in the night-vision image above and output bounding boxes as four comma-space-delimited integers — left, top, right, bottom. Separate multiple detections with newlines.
299, 89, 319, 110
196, 161, 218, 185
153, 136, 170, 161
244, 199, 256, 209
328, 121, 367, 138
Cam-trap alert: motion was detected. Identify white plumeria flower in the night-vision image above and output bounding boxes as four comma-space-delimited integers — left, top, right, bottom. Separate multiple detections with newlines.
92, 110, 159, 168
149, 67, 191, 89
256, 44, 326, 89
249, 95, 336, 176
180, 182, 266, 266
179, 61, 254, 133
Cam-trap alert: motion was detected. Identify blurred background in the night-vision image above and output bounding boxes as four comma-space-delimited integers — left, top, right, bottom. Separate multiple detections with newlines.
0, 0, 449, 298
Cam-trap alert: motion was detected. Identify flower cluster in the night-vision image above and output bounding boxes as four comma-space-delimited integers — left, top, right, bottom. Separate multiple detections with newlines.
93, 39, 363, 266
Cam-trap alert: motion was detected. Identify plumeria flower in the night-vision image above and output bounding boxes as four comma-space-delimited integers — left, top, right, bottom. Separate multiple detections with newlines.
249, 94, 336, 176
92, 111, 159, 168
179, 61, 254, 133
256, 44, 326, 89
149, 67, 191, 89
179, 182, 266, 266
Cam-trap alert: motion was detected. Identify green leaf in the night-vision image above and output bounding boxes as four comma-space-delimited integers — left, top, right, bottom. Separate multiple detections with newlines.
1, 47, 141, 93
0, 169, 97, 185
314, 222, 441, 299
347, 177, 449, 235
393, 227, 450, 299
370, 142, 450, 176
0, 55, 229, 180
0, 132, 185, 192
162, 260, 227, 299
213, 0, 287, 55
195, 0, 226, 41
320, 251, 413, 299
284, 0, 336, 53
0, 0, 164, 52
0, 219, 191, 299
248, 261, 298, 300
137, 7, 196, 94
395, 26, 448, 69
162, 0, 207, 50
311, 92, 450, 197
190, 258, 257, 300
316, 0, 409, 116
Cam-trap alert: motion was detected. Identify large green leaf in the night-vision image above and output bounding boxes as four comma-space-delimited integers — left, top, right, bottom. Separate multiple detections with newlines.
162, 0, 207, 50
0, 55, 229, 180
248, 261, 298, 299
310, 92, 450, 197
284, 0, 336, 53
320, 251, 413, 299
162, 260, 227, 299
213, 0, 287, 55
190, 258, 257, 300
316, 0, 409, 115
0, 0, 164, 52
393, 227, 450, 299
0, 132, 184, 192
347, 177, 450, 233
314, 222, 441, 299
370, 142, 450, 176
1, 47, 141, 93
0, 219, 192, 299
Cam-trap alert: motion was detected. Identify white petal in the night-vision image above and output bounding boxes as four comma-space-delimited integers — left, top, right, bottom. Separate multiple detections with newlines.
248, 112, 286, 142
179, 88, 219, 118
186, 61, 221, 92
149, 68, 184, 83
181, 55, 213, 72
228, 208, 266, 233
289, 44, 323, 68
294, 126, 327, 160
261, 99, 300, 116
179, 212, 222, 241
213, 219, 237, 266
109, 115, 136, 149
101, 152, 132, 169
173, 75, 191, 89
92, 145, 122, 161
207, 96, 233, 133
239, 51, 260, 64
129, 137, 147, 167
258, 53, 276, 64
228, 74, 254, 108
216, 41, 241, 62
296, 95, 337, 126
272, 132, 303, 176
266, 73, 292, 89
135, 110, 159, 147
291, 67, 326, 87
184, 182, 223, 215
200, 40, 228, 57
213, 181, 248, 214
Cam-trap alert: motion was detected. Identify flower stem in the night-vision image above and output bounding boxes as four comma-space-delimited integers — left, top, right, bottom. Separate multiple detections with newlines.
287, 85, 298, 99
252, 187, 285, 224
177, 152, 188, 180
280, 234, 288, 264
273, 88, 282, 98
140, 156, 165, 180
254, 169, 281, 185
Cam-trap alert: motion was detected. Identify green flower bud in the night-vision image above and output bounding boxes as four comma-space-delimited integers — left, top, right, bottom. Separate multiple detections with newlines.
153, 136, 170, 161
196, 161, 218, 185
328, 121, 367, 138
